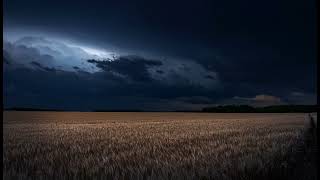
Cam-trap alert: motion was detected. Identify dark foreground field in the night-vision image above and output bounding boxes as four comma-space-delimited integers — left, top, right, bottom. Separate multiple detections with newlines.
3, 112, 317, 180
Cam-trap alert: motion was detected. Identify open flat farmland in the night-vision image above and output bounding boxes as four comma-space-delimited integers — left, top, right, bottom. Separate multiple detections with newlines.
3, 112, 317, 179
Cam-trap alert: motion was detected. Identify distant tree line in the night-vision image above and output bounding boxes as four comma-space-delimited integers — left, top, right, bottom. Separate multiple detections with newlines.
3, 107, 144, 112
3, 107, 68, 112
202, 105, 318, 113
4, 105, 318, 113
93, 109, 143, 112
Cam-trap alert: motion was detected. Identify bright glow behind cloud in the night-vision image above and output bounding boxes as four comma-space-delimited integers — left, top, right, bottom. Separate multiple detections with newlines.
3, 35, 121, 73
67, 44, 117, 60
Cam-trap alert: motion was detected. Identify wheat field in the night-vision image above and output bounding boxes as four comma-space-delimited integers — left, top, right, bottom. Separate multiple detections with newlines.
3, 112, 317, 179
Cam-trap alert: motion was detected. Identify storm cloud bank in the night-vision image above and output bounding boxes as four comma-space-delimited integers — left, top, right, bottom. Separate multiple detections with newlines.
3, 35, 316, 111
3, 0, 317, 110
3, 37, 222, 111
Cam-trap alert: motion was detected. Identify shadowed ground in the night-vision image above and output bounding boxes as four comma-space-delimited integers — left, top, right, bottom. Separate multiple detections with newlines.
3, 112, 317, 179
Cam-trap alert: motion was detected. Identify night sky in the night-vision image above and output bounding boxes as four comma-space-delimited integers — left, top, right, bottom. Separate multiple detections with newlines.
3, 0, 317, 111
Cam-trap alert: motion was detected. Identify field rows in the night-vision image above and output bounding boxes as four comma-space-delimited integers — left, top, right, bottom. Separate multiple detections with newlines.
3, 112, 312, 179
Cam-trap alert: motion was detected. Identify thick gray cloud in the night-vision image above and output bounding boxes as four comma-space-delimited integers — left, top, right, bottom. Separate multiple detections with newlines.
87, 56, 162, 82
3, 37, 108, 72
3, 62, 220, 111
3, 37, 224, 110
3, 21, 316, 112
3, 41, 56, 68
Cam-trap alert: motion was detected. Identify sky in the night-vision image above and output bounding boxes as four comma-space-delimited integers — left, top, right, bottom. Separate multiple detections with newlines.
3, 0, 317, 111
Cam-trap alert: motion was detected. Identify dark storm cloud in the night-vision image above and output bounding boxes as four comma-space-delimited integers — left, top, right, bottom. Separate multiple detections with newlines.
87, 56, 162, 82
3, 60, 218, 111
3, 41, 56, 67
3, 40, 220, 110
3, 53, 316, 111
156, 70, 164, 74
30, 61, 57, 72
3, 0, 317, 110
